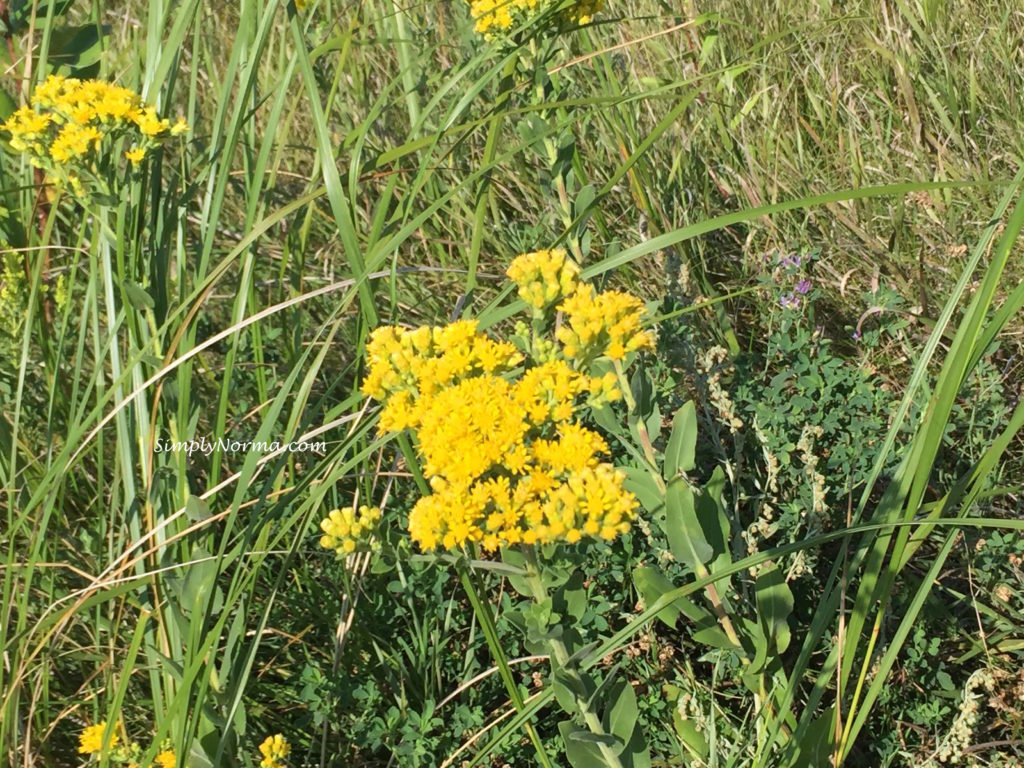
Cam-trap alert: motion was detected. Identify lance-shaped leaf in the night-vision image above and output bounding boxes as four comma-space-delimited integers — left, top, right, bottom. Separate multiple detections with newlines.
664, 480, 713, 569
664, 401, 698, 479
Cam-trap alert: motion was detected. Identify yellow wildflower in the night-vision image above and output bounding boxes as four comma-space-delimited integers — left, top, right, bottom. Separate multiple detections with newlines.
155, 749, 176, 768
366, 317, 637, 551
170, 117, 189, 136
49, 123, 101, 164
362, 319, 522, 430
1, 74, 182, 198
557, 286, 655, 362
135, 106, 170, 137
320, 505, 381, 556
259, 734, 290, 768
507, 248, 580, 313
465, 0, 602, 37
78, 722, 118, 755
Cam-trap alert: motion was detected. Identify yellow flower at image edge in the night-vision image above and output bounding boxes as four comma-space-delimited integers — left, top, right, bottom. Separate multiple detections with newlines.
259, 734, 290, 768
1, 74, 189, 193
78, 722, 118, 755
466, 0, 603, 36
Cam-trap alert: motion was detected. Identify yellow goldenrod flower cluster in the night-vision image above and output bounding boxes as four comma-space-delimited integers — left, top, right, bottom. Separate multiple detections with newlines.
506, 250, 655, 362
78, 721, 118, 756
557, 285, 655, 362
363, 315, 635, 551
259, 734, 290, 768
362, 319, 523, 433
466, 0, 602, 38
319, 505, 381, 555
77, 719, 177, 767
2, 75, 188, 196
507, 248, 580, 312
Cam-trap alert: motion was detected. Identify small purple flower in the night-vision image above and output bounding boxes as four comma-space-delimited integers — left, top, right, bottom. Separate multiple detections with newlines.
781, 253, 802, 269
795, 278, 812, 294
852, 330, 862, 341
779, 292, 800, 310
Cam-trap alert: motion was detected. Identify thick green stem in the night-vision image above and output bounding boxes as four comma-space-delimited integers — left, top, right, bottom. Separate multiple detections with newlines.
457, 557, 555, 768
522, 547, 626, 768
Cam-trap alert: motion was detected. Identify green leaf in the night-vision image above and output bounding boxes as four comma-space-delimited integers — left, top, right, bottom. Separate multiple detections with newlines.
591, 402, 621, 435
691, 622, 735, 650
498, 547, 533, 596
603, 679, 638, 743
632, 566, 682, 629
755, 563, 794, 655
622, 467, 664, 515
552, 677, 579, 716
185, 496, 212, 523
573, 184, 597, 229
672, 712, 709, 760
45, 24, 108, 75
629, 366, 655, 421
568, 731, 618, 747
0, 87, 16, 121
179, 545, 218, 615
790, 707, 836, 768
696, 467, 733, 579
122, 280, 155, 311
7, 0, 74, 34
664, 401, 697, 478
664, 481, 712, 569
557, 572, 587, 623
643, 402, 661, 444
632, 566, 732, 648
558, 721, 607, 768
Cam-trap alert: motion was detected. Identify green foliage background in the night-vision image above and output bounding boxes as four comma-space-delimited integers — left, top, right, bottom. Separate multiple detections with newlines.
1, 0, 1022, 766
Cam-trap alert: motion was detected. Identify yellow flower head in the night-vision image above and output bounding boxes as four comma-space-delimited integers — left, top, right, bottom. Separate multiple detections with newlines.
319, 505, 381, 556
170, 117, 190, 136
259, 734, 291, 768
465, 0, 602, 37
364, 317, 638, 551
556, 286, 655, 362
1, 74, 184, 198
155, 748, 177, 768
361, 319, 522, 432
49, 123, 102, 164
135, 106, 170, 137
507, 248, 579, 313
78, 722, 118, 756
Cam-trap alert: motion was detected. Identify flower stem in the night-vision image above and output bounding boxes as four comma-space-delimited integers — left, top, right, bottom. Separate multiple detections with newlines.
522, 546, 626, 768
457, 558, 555, 768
